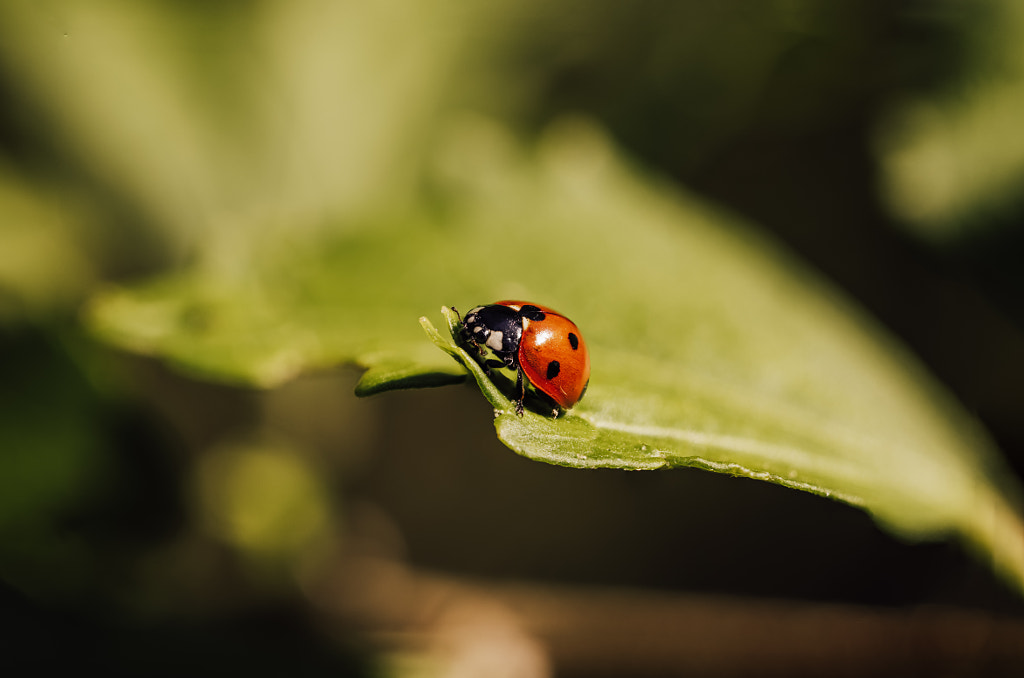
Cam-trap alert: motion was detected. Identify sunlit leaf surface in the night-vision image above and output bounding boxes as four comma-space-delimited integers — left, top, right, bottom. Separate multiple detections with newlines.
89, 119, 1024, 592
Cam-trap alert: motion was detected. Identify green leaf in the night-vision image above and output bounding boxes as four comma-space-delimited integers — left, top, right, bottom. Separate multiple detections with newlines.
354, 359, 466, 397
88, 119, 1024, 593
0, 165, 96, 322
876, 0, 1024, 240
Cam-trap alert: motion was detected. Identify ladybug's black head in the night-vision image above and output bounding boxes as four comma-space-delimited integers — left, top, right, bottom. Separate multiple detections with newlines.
461, 304, 523, 362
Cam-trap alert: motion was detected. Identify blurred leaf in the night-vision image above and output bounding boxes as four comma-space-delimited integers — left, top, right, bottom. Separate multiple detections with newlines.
89, 118, 1024, 592
86, 219, 472, 387
876, 0, 1024, 240
0, 166, 95, 322
0, 0, 484, 249
195, 439, 332, 560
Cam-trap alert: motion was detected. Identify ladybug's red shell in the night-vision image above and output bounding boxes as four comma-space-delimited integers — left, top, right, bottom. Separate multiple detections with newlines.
494, 301, 590, 410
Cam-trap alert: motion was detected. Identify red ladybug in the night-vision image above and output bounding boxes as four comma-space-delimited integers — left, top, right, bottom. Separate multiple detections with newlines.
459, 301, 590, 416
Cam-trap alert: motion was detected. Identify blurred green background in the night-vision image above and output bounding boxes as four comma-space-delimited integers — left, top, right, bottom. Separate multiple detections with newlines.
3, 1, 1024, 676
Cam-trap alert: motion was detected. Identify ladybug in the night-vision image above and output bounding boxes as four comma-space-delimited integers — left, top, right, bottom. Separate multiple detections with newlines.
457, 301, 590, 416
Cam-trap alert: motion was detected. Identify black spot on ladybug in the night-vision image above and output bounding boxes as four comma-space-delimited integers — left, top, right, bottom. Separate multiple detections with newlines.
520, 305, 546, 321
568, 333, 579, 350
546, 360, 560, 380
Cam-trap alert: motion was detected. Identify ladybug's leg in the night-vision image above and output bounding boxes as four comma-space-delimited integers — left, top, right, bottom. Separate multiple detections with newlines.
482, 358, 505, 378
514, 366, 526, 416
